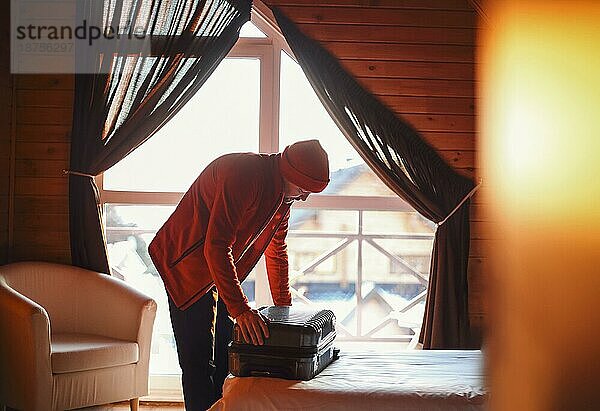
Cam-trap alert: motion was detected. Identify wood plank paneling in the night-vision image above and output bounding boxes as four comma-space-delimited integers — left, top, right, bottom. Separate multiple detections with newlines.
323, 42, 475, 63
470, 221, 494, 240
471, 186, 490, 204
299, 24, 475, 45
17, 89, 73, 107
13, 213, 69, 232
15, 74, 74, 90
13, 195, 69, 215
438, 150, 475, 169
0, 196, 8, 215
15, 159, 68, 177
11, 246, 71, 264
275, 6, 476, 28
15, 176, 69, 196
365, 78, 474, 98
469, 203, 486, 221
0, 31, 9, 264
421, 132, 475, 150
0, 89, 10, 117
467, 258, 488, 313
17, 107, 72, 125
0, 178, 8, 198
402, 113, 475, 132
469, 239, 490, 258
0, 228, 8, 251
13, 230, 70, 249
17, 124, 71, 142
269, 1, 474, 10
2, 3, 71, 265
0, 111, 10, 130
380, 96, 475, 115
342, 60, 475, 81
8, 72, 72, 264
0, 141, 10, 157
16, 142, 70, 160
454, 168, 476, 180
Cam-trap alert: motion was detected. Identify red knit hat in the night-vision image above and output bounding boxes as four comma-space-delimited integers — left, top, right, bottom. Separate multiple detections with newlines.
279, 140, 330, 193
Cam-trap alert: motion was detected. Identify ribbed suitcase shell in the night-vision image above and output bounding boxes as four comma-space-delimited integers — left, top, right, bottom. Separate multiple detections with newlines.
228, 306, 337, 380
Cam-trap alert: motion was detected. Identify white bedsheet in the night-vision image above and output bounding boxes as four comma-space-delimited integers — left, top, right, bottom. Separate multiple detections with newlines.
210, 350, 486, 411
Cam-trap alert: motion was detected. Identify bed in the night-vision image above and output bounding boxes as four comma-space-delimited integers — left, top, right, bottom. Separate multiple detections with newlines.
210, 349, 487, 411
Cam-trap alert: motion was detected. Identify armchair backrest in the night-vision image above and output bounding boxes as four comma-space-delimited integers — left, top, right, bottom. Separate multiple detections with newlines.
0, 261, 124, 336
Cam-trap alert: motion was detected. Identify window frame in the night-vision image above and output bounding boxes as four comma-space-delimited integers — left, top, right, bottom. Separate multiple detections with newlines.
98, 2, 429, 399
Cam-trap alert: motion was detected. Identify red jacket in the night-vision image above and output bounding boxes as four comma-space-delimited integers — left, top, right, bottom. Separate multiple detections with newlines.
148, 152, 292, 318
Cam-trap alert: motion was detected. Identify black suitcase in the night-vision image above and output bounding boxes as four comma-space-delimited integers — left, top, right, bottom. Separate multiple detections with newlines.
228, 306, 338, 380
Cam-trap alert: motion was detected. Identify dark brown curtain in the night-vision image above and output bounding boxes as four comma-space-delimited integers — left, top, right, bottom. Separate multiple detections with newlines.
69, 0, 251, 273
273, 8, 475, 349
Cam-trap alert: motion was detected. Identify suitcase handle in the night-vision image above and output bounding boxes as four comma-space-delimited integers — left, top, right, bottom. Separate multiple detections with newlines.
247, 365, 291, 379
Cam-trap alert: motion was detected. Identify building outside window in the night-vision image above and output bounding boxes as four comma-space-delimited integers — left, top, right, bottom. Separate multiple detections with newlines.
99, 8, 435, 399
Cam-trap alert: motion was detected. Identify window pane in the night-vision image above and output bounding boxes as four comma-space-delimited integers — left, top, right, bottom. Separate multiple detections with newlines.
289, 209, 357, 233
104, 204, 256, 375
290, 240, 358, 337
239, 21, 267, 37
287, 207, 432, 340
361, 238, 430, 338
362, 210, 435, 235
104, 58, 260, 192
104, 204, 179, 375
279, 50, 396, 197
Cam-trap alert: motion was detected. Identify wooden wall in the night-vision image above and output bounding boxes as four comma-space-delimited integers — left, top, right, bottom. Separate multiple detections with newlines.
0, 0, 486, 343
0, 0, 73, 265
264, 0, 486, 344
1, 1, 12, 265
10, 74, 73, 264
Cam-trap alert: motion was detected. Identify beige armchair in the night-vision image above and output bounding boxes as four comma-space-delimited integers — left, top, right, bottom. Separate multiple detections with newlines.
0, 261, 157, 411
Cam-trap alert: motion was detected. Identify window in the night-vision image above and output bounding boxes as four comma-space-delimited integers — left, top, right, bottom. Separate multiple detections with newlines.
99, 4, 434, 399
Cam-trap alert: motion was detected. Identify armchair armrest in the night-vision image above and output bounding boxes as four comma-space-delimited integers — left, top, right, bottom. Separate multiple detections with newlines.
0, 276, 53, 410
66, 270, 157, 343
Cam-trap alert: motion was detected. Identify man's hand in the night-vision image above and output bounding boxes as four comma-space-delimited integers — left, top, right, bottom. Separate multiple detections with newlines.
235, 309, 270, 345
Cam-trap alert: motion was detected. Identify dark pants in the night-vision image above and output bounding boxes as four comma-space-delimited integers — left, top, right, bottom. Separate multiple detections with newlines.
168, 287, 234, 411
